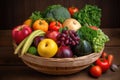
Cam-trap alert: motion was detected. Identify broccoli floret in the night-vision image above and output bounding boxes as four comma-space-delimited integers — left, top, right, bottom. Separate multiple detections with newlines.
44, 5, 71, 23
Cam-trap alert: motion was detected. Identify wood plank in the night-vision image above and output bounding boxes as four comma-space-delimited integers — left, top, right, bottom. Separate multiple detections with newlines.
0, 30, 12, 46
0, 64, 120, 80
102, 28, 120, 46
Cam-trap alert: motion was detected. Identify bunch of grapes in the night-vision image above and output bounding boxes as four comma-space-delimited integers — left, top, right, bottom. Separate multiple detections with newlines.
57, 30, 80, 46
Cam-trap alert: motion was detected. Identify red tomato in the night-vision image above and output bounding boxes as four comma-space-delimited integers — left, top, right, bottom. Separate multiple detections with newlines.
49, 21, 62, 31
12, 25, 32, 44
89, 65, 102, 78
68, 6, 78, 16
95, 58, 110, 73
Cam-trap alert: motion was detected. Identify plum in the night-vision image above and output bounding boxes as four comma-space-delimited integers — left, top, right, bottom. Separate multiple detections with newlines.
33, 36, 44, 47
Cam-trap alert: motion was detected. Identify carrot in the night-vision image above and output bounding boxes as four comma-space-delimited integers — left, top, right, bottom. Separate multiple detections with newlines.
108, 54, 114, 66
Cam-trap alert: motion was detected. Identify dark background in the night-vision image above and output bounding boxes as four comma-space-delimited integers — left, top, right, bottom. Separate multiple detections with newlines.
0, 0, 120, 29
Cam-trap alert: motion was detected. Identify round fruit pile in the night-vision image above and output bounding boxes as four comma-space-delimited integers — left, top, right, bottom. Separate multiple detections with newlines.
12, 4, 109, 58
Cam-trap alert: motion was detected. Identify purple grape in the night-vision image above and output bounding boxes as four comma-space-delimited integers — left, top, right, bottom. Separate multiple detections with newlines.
61, 37, 65, 41
65, 39, 69, 44
56, 30, 80, 46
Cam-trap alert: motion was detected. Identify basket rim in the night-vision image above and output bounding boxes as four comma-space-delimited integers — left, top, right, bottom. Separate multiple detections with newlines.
20, 49, 103, 62
20, 49, 103, 67
13, 41, 104, 62
13, 42, 103, 67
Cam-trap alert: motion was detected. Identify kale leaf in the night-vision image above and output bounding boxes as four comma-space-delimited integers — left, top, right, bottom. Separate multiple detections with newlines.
73, 4, 101, 27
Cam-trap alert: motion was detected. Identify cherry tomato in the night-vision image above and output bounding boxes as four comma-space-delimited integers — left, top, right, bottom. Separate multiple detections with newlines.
49, 21, 62, 31
89, 65, 102, 78
68, 6, 79, 16
95, 58, 110, 73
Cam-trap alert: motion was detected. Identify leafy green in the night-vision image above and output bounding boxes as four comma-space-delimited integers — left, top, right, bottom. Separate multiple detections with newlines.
59, 27, 68, 33
77, 26, 97, 43
77, 26, 109, 52
43, 5, 71, 23
73, 4, 101, 27
29, 11, 43, 22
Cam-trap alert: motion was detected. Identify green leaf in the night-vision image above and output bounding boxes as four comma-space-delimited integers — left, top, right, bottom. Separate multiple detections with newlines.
59, 27, 68, 33
73, 4, 101, 27
29, 11, 43, 22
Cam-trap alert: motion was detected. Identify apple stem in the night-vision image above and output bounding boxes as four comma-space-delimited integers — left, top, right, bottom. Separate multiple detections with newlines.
45, 43, 48, 47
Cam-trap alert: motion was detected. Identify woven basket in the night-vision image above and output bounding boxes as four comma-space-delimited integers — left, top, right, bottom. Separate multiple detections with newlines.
13, 42, 103, 75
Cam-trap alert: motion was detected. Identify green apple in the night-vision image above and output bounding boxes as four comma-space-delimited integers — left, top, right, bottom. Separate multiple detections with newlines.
37, 38, 58, 58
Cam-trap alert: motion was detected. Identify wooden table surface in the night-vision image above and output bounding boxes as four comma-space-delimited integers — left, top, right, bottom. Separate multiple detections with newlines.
0, 28, 120, 80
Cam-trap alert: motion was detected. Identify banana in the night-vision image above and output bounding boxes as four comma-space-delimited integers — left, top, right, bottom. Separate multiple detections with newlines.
20, 30, 45, 56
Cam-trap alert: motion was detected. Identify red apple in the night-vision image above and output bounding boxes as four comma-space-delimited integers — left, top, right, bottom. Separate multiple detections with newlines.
12, 25, 32, 44
45, 31, 60, 41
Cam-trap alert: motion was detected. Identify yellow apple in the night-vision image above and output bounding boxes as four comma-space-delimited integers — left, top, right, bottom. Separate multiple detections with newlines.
37, 39, 58, 58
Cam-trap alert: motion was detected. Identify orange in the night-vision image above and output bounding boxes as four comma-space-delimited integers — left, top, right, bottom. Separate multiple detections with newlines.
23, 19, 32, 27
33, 19, 48, 32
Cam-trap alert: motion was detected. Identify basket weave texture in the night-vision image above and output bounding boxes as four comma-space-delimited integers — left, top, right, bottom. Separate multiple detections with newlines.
13, 42, 103, 75
20, 50, 102, 75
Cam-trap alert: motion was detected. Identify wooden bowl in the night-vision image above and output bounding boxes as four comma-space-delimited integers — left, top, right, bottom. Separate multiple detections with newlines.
13, 42, 103, 75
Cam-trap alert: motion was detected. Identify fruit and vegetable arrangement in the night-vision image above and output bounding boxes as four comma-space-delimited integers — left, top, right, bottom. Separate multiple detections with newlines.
12, 4, 117, 76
